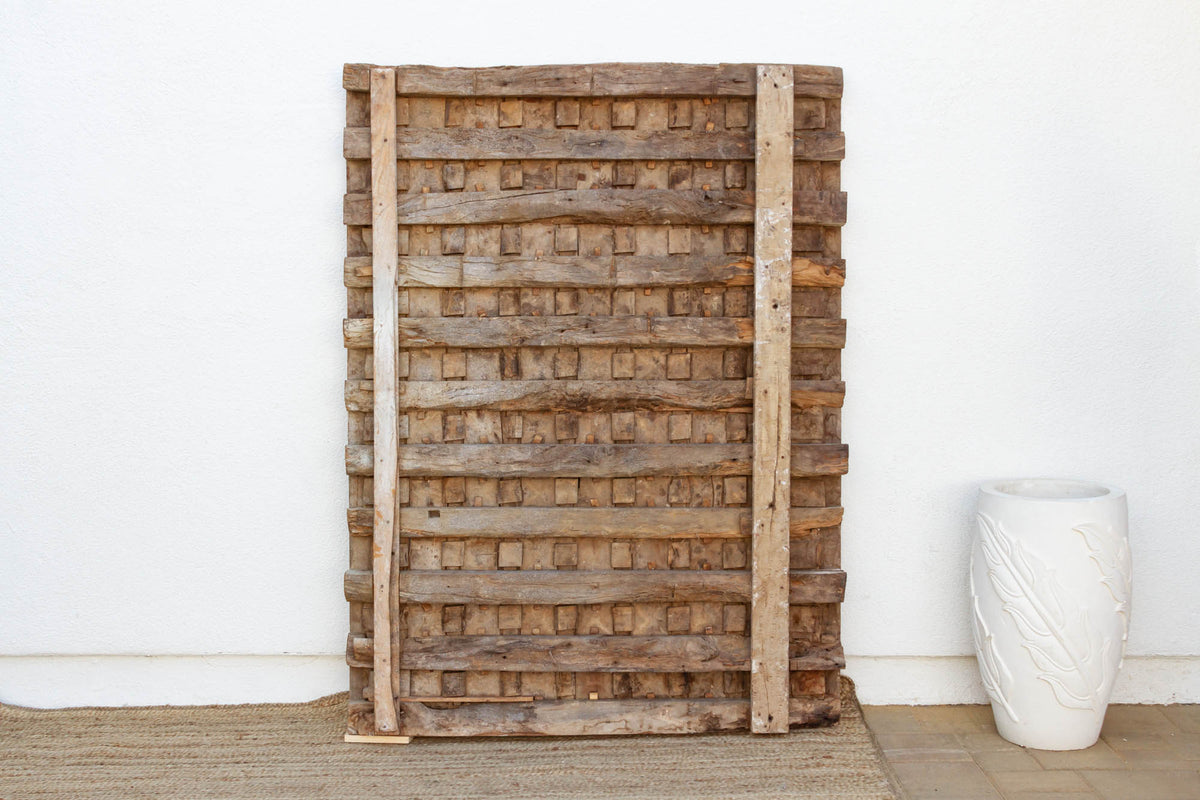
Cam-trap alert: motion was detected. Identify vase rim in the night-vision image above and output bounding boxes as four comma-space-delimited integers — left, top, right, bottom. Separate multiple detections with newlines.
980, 477, 1124, 502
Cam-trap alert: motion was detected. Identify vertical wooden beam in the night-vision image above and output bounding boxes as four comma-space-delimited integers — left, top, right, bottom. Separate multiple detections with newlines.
370, 67, 401, 736
750, 64, 794, 734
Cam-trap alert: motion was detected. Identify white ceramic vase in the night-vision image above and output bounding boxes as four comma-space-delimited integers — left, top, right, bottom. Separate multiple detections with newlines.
970, 478, 1131, 750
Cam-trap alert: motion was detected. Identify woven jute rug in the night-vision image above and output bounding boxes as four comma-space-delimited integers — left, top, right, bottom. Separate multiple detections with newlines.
0, 677, 898, 799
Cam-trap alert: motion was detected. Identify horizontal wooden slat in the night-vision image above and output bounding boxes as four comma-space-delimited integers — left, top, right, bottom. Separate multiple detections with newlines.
791, 318, 847, 348
399, 507, 748, 538
345, 442, 848, 478
343, 127, 844, 162
347, 505, 843, 538
346, 443, 846, 478
343, 189, 847, 226
789, 644, 846, 671
399, 634, 749, 672
343, 568, 846, 604
344, 63, 843, 98
399, 443, 748, 478
343, 316, 844, 349
354, 635, 845, 674
350, 695, 839, 735
345, 379, 842, 412
344, 254, 845, 290
343, 316, 750, 348
790, 443, 849, 476
401, 697, 748, 736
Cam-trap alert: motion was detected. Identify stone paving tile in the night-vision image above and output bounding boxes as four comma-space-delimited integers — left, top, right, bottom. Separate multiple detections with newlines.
1163, 705, 1200, 734
958, 730, 1026, 753
1029, 739, 1128, 771
970, 747, 1045, 772
889, 761, 1003, 799
876, 732, 972, 763
1117, 745, 1200, 770
987, 770, 1092, 794
999, 793, 1102, 800
1101, 729, 1175, 752
1099, 705, 1178, 736
1080, 768, 1200, 800
911, 704, 996, 733
862, 705, 924, 734
867, 704, 1200, 800
1171, 733, 1200, 760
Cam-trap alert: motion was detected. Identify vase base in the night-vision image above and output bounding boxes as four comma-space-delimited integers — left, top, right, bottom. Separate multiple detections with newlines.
992, 704, 1104, 751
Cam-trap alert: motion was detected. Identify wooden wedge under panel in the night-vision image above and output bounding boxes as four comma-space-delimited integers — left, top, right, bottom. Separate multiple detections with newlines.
343, 62, 846, 740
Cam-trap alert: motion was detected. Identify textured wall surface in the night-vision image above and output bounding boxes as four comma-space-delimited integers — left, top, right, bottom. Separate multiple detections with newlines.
2, 0, 1198, 706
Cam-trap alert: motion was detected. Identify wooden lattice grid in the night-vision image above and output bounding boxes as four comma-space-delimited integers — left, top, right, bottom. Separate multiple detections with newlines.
342, 62, 846, 740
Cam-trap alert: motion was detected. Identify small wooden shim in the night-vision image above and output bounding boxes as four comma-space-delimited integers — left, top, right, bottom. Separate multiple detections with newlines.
343, 62, 846, 739
750, 65, 794, 734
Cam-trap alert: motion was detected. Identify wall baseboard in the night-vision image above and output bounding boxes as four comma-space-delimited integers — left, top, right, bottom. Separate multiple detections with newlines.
2, 653, 1198, 708
0, 655, 346, 708
846, 654, 1200, 705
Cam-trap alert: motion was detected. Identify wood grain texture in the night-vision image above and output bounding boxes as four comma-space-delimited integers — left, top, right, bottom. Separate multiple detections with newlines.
343, 317, 844, 350
343, 189, 847, 226
353, 635, 846, 673
344, 255, 845, 289
345, 443, 849, 478
345, 505, 842, 538
344, 568, 847, 605
344, 62, 843, 98
344, 127, 844, 161
367, 68, 400, 736
398, 635, 750, 672
751, 64, 794, 734
346, 379, 844, 412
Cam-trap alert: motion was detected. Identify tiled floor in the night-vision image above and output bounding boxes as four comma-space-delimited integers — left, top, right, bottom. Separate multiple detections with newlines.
862, 703, 1200, 799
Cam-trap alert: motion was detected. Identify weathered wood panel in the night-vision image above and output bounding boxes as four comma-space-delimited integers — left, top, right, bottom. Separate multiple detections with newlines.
343, 61, 847, 738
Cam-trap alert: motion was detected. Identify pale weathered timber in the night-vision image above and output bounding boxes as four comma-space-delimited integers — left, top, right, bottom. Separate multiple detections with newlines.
343, 254, 845, 289
393, 695, 839, 737
344, 443, 849, 478
397, 635, 750, 673
344, 127, 844, 162
346, 637, 845, 675
367, 67, 400, 736
751, 64, 795, 735
343, 568, 848, 605
398, 380, 752, 412
399, 698, 751, 737
344, 316, 843, 350
396, 507, 750, 538
346, 379, 844, 413
346, 505, 842, 538
342, 189, 847, 226
343, 62, 843, 98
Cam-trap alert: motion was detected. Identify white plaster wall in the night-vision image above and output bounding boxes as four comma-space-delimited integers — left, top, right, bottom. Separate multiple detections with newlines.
2, 0, 1197, 707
